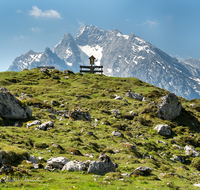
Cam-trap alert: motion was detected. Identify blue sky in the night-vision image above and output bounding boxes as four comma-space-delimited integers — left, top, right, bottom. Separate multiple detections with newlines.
1, 0, 200, 72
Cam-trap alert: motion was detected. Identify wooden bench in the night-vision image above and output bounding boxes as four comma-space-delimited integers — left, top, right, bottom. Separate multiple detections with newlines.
80, 65, 103, 74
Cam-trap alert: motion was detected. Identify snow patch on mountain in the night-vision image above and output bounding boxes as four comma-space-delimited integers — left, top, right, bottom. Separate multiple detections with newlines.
78, 45, 103, 66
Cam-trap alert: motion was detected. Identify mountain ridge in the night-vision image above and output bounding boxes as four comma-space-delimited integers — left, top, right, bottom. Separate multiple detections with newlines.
7, 25, 200, 100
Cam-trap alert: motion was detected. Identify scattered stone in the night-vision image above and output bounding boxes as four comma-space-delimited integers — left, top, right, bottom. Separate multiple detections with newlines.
40, 68, 49, 73
156, 140, 168, 146
48, 114, 56, 119
66, 107, 91, 121
28, 155, 39, 164
62, 160, 87, 172
35, 121, 54, 131
154, 124, 171, 136
114, 95, 123, 100
142, 153, 155, 160
184, 145, 199, 157
0, 87, 32, 119
51, 100, 60, 106
26, 120, 41, 128
88, 154, 116, 175
0, 164, 13, 173
129, 167, 153, 176
53, 75, 60, 79
111, 130, 123, 137
173, 155, 184, 163
194, 184, 200, 187
120, 142, 136, 150
172, 144, 183, 150
45, 157, 70, 170
87, 131, 94, 135
125, 91, 143, 101
84, 154, 94, 158
14, 121, 20, 127
156, 93, 182, 120
142, 97, 149, 102
33, 163, 44, 169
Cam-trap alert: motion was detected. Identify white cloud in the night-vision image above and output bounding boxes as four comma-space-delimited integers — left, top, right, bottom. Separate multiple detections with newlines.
142, 19, 159, 27
31, 27, 42, 32
14, 35, 28, 43
29, 6, 61, 19
16, 9, 23, 13
78, 20, 85, 27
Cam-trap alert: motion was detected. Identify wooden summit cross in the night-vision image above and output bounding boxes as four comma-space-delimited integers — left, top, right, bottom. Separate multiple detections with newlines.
80, 55, 103, 74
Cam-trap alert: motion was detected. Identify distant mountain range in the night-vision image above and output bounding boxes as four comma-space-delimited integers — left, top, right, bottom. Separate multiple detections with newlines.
8, 25, 200, 100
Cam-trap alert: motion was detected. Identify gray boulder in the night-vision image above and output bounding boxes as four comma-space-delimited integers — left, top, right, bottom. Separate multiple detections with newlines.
154, 124, 171, 136
0, 151, 6, 167
157, 93, 182, 120
125, 91, 143, 101
62, 160, 87, 171
88, 154, 116, 175
0, 164, 13, 174
45, 157, 70, 170
26, 120, 41, 128
111, 130, 123, 137
129, 166, 153, 176
0, 87, 32, 119
184, 145, 199, 157
67, 107, 91, 121
35, 121, 54, 131
28, 155, 39, 164
173, 155, 184, 163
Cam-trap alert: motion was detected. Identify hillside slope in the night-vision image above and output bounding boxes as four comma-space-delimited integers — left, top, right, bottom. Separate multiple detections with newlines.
0, 69, 200, 189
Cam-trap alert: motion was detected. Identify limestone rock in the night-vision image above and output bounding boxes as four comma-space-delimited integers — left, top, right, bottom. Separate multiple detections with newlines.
154, 124, 171, 136
184, 145, 199, 157
67, 107, 91, 121
45, 157, 70, 169
114, 95, 123, 100
0, 164, 13, 174
28, 155, 39, 164
62, 160, 87, 171
125, 91, 143, 101
172, 144, 183, 150
26, 120, 41, 128
0, 87, 32, 119
173, 155, 184, 163
111, 130, 123, 137
35, 121, 54, 131
88, 154, 116, 175
129, 166, 153, 176
156, 93, 182, 120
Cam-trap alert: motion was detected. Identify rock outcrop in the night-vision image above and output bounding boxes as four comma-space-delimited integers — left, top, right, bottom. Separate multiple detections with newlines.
35, 121, 54, 131
184, 145, 199, 157
45, 157, 70, 170
88, 154, 116, 175
156, 93, 182, 120
129, 166, 153, 176
154, 124, 171, 136
62, 160, 87, 171
0, 87, 32, 119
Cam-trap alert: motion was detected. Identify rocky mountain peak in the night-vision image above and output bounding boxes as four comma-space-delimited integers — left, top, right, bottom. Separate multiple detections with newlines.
7, 25, 200, 99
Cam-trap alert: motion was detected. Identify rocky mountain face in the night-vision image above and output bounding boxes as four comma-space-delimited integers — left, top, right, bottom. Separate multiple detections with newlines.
8, 47, 70, 72
8, 25, 200, 100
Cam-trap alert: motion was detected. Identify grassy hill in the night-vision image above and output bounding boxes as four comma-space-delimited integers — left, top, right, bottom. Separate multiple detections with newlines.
0, 68, 200, 189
